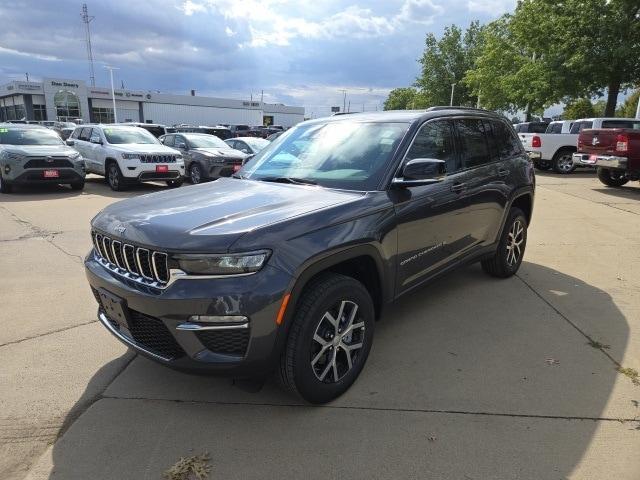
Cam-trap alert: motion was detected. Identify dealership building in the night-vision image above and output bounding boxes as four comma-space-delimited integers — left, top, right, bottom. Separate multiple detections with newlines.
0, 77, 305, 127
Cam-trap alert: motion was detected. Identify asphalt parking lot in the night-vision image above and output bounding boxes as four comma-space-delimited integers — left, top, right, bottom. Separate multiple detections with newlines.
1, 172, 639, 479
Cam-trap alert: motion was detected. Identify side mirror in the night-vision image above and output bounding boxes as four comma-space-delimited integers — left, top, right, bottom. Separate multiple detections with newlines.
65, 139, 75, 146
392, 158, 446, 188
242, 154, 255, 165
175, 142, 187, 149
241, 148, 251, 154
90, 138, 102, 145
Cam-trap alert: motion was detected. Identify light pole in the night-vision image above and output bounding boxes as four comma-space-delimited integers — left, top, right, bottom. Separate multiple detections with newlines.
450, 83, 456, 106
104, 65, 119, 123
636, 92, 640, 119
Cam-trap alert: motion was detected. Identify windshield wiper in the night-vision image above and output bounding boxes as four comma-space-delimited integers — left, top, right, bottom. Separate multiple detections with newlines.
258, 176, 317, 186
231, 173, 244, 179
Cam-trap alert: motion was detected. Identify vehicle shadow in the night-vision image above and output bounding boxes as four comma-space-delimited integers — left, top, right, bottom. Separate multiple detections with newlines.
40, 262, 632, 479
534, 170, 595, 179
593, 185, 640, 200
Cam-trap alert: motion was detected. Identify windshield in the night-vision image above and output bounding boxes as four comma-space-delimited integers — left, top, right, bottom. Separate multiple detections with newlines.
243, 137, 270, 151
242, 121, 409, 190
0, 127, 63, 145
186, 134, 229, 149
103, 127, 159, 145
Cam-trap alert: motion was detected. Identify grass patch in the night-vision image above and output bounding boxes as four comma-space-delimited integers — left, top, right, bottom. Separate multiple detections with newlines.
587, 339, 610, 349
617, 367, 640, 386
164, 452, 211, 480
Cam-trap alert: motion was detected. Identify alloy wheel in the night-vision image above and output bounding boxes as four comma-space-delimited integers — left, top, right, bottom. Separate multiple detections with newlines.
311, 300, 365, 383
506, 219, 524, 266
191, 164, 201, 184
108, 165, 119, 189
556, 154, 574, 173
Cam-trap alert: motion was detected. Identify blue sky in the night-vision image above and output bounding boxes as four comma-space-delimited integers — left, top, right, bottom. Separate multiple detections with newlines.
1, 0, 524, 117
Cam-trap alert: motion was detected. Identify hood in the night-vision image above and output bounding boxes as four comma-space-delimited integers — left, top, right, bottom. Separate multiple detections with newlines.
92, 177, 364, 252
193, 147, 247, 159
0, 144, 78, 156
109, 143, 180, 154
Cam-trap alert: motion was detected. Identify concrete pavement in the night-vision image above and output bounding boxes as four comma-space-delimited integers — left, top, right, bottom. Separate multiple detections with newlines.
1, 173, 639, 479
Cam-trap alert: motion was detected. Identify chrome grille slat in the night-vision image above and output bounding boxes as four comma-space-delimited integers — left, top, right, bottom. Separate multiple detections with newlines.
91, 231, 169, 286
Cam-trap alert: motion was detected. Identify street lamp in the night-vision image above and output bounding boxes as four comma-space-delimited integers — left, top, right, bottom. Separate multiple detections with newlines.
104, 65, 119, 123
450, 83, 456, 106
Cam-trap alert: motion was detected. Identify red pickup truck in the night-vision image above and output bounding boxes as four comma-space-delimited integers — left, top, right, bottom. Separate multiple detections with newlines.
573, 119, 640, 186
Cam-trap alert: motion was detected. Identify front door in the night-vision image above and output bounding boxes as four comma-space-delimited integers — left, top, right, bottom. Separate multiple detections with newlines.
393, 119, 471, 295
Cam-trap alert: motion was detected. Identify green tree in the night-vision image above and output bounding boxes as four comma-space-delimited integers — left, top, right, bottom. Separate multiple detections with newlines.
562, 98, 595, 120
415, 21, 485, 107
617, 89, 640, 118
383, 87, 424, 110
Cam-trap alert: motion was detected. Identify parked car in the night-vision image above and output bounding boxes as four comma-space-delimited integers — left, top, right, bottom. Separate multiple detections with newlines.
521, 117, 634, 174
166, 125, 233, 140
225, 136, 270, 155
68, 124, 184, 190
513, 121, 549, 134
573, 118, 640, 187
0, 123, 85, 193
58, 127, 75, 140
227, 124, 251, 137
85, 107, 534, 403
122, 122, 167, 138
266, 131, 285, 141
160, 132, 247, 184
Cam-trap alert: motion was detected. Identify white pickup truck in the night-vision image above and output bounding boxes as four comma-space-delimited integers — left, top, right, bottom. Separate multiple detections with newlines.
520, 118, 627, 174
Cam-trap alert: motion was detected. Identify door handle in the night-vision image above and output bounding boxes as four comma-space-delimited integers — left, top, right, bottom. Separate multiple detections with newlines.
450, 182, 466, 193
497, 168, 510, 177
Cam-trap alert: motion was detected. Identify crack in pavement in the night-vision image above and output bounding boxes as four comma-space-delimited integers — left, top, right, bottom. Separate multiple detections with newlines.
0, 205, 84, 263
538, 184, 640, 216
99, 394, 640, 424
0, 320, 97, 349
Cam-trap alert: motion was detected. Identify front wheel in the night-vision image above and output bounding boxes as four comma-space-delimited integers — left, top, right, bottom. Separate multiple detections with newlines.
597, 167, 628, 187
279, 273, 375, 404
107, 162, 126, 191
482, 207, 527, 278
70, 180, 85, 191
190, 163, 203, 184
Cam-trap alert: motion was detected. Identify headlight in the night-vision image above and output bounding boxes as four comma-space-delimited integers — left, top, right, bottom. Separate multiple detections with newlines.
174, 250, 270, 275
69, 152, 81, 160
121, 153, 140, 159
1, 151, 23, 162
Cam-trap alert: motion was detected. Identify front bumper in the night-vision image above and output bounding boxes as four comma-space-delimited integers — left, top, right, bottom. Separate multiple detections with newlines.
9, 168, 85, 185
85, 251, 292, 377
574, 153, 627, 170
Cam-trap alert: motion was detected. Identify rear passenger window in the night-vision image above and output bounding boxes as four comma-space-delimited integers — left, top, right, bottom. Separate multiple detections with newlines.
79, 127, 92, 141
570, 121, 593, 134
455, 119, 490, 168
71, 128, 81, 139
406, 120, 460, 174
491, 120, 522, 158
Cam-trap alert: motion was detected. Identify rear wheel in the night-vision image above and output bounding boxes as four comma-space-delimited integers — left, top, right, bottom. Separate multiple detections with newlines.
107, 162, 126, 191
0, 174, 13, 193
279, 273, 375, 404
481, 207, 527, 278
552, 149, 576, 174
597, 167, 628, 187
190, 163, 203, 184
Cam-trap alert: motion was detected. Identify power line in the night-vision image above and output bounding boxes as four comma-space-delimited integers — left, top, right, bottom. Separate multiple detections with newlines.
81, 4, 96, 87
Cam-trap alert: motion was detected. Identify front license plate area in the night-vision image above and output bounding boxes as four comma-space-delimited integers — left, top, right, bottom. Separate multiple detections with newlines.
156, 165, 168, 173
43, 169, 59, 178
98, 288, 130, 330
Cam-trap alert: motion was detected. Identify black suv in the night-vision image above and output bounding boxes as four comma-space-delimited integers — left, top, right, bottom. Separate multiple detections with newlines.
85, 108, 534, 403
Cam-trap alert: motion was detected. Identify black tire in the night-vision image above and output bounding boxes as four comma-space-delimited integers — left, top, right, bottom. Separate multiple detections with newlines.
481, 207, 527, 278
278, 273, 375, 404
534, 160, 551, 171
166, 178, 184, 188
190, 163, 203, 184
106, 162, 126, 191
0, 175, 13, 193
70, 180, 85, 191
552, 149, 576, 174
597, 167, 628, 187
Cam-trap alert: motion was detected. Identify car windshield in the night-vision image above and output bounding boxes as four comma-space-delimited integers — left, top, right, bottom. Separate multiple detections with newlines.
242, 121, 409, 190
103, 127, 159, 144
0, 127, 63, 145
186, 134, 229, 148
243, 137, 270, 151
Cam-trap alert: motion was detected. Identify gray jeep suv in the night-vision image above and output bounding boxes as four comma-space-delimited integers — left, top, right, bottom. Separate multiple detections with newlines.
85, 108, 535, 403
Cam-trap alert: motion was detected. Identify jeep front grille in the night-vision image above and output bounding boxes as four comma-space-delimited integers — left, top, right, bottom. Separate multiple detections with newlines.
92, 231, 170, 285
139, 154, 178, 163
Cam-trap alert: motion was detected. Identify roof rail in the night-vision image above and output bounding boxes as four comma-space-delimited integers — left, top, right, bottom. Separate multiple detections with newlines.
427, 106, 491, 112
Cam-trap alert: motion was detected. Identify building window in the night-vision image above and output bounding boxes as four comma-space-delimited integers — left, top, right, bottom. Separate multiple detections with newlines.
54, 90, 81, 120
33, 104, 47, 121
91, 107, 114, 124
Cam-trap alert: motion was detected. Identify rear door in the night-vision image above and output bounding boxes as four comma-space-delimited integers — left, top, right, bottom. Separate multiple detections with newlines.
393, 119, 471, 294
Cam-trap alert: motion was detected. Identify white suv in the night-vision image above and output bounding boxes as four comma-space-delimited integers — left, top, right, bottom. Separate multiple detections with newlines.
68, 124, 185, 190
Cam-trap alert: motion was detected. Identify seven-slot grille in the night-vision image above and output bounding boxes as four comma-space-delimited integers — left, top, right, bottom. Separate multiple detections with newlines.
92, 231, 170, 284
139, 154, 178, 163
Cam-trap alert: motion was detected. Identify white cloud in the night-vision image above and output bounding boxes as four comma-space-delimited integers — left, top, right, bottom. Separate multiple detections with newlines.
181, 0, 207, 16
467, 0, 516, 15
0, 46, 59, 62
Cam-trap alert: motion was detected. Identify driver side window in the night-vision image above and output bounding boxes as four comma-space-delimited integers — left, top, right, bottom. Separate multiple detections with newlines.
89, 130, 101, 143
405, 120, 460, 174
